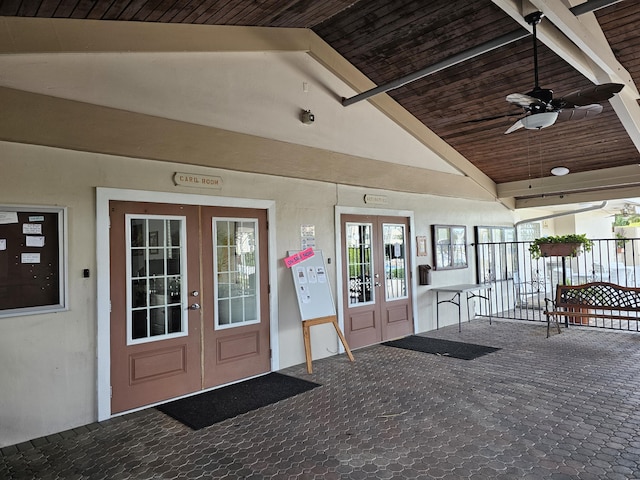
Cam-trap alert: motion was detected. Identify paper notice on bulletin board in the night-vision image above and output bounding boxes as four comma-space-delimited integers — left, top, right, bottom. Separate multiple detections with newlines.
0, 212, 18, 224
288, 250, 336, 321
301, 224, 316, 250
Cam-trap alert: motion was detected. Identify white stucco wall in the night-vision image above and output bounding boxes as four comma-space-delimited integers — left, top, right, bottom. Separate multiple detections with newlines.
576, 210, 615, 240
0, 51, 460, 176
0, 140, 514, 447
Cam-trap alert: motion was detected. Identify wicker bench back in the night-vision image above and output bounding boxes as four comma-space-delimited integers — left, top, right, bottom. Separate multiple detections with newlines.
556, 282, 640, 312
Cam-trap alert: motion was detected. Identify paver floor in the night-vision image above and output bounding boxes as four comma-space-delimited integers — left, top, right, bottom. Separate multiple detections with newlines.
2, 319, 640, 479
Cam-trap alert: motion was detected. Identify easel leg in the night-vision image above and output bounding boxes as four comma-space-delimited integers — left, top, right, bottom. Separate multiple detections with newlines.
302, 316, 354, 374
302, 321, 313, 374
332, 319, 355, 362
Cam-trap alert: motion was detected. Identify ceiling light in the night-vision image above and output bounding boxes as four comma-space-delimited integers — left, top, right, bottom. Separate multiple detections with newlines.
521, 112, 558, 130
551, 166, 570, 176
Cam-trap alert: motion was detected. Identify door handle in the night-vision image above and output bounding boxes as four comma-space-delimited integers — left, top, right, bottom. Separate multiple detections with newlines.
189, 303, 201, 310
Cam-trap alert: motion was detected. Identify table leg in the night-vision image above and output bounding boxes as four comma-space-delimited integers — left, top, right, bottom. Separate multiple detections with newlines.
488, 287, 492, 325
458, 293, 462, 332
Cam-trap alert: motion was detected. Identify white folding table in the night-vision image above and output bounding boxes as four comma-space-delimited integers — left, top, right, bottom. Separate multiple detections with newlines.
432, 283, 492, 332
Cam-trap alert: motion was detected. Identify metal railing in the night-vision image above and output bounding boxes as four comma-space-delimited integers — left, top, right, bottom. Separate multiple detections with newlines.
475, 238, 640, 331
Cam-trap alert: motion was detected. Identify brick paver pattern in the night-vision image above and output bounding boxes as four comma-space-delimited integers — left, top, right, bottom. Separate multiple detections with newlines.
2, 319, 640, 479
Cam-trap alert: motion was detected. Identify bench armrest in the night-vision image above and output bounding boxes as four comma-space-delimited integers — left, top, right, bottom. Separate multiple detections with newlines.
544, 297, 555, 313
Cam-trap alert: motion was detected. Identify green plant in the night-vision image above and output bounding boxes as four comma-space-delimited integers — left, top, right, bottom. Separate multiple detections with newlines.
613, 214, 630, 227
613, 213, 640, 227
528, 233, 593, 259
615, 232, 627, 249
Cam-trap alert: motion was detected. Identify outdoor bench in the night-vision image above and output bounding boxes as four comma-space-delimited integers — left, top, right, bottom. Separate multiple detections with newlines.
544, 281, 640, 337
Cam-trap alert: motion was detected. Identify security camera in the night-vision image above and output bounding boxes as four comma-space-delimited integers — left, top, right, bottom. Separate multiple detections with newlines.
301, 110, 315, 124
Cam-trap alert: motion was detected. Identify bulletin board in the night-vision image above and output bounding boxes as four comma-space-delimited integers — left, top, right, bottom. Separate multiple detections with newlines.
0, 206, 67, 316
288, 250, 336, 321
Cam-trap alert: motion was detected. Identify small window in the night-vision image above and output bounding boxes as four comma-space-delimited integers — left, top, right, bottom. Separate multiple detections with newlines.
126, 215, 187, 344
214, 218, 260, 329
346, 222, 374, 305
432, 225, 468, 270
475, 226, 516, 283
383, 223, 408, 300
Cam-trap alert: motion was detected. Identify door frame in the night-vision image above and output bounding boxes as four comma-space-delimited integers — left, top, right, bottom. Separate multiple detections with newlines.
334, 206, 418, 352
96, 187, 277, 421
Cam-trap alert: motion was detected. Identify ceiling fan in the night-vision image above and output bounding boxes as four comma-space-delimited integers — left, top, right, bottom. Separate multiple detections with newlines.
503, 11, 623, 134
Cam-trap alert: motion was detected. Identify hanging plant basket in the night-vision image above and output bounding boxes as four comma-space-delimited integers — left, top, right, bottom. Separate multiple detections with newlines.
538, 242, 582, 258
529, 234, 593, 259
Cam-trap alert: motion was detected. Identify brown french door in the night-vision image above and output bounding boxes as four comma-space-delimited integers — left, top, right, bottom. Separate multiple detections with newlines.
109, 201, 269, 413
341, 214, 413, 349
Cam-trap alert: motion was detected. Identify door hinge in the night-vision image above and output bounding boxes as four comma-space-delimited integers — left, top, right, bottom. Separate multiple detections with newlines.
110, 386, 113, 398
269, 349, 272, 359
109, 300, 112, 313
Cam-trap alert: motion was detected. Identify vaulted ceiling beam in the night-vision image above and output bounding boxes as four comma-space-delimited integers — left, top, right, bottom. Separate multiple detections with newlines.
528, 0, 636, 91
342, 0, 621, 107
497, 164, 640, 199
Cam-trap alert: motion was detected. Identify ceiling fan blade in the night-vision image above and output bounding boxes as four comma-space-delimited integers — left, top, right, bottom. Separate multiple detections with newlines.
556, 83, 624, 108
504, 119, 524, 134
556, 104, 603, 123
506, 93, 538, 108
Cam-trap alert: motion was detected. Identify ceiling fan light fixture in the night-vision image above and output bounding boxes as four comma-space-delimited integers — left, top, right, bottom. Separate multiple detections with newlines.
521, 112, 558, 130
551, 166, 570, 176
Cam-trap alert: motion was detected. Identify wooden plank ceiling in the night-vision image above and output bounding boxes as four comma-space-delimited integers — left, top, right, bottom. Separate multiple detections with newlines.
2, 0, 639, 204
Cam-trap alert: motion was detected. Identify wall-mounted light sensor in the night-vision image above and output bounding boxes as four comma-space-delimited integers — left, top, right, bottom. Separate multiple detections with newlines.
301, 110, 315, 124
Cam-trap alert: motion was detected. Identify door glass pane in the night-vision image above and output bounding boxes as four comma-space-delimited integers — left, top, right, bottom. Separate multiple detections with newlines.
150, 307, 166, 336
346, 222, 374, 305
167, 248, 181, 275
132, 310, 148, 339
131, 250, 146, 277
214, 219, 259, 329
127, 215, 187, 343
383, 223, 408, 300
130, 219, 145, 248
168, 305, 182, 333
131, 279, 147, 308
168, 219, 181, 246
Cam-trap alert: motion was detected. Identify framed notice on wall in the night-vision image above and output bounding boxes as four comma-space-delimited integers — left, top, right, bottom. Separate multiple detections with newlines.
0, 205, 67, 317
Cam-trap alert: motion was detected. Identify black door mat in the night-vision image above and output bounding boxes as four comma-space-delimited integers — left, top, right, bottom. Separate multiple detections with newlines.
383, 335, 500, 360
157, 372, 321, 430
